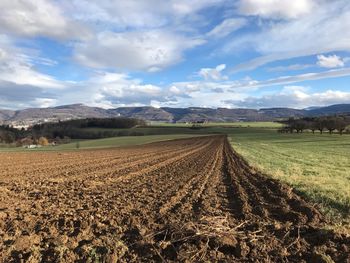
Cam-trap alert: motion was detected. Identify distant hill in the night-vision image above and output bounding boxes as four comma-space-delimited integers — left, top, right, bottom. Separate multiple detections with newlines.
0, 109, 15, 121
12, 104, 113, 121
0, 103, 350, 126
306, 104, 350, 116
259, 108, 306, 119
109, 107, 173, 122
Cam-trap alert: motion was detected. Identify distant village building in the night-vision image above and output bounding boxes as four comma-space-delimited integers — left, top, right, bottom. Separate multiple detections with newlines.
24, 145, 42, 149
13, 125, 30, 130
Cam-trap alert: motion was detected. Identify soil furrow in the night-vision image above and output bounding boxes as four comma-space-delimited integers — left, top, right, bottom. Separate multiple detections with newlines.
158, 140, 222, 216
0, 135, 349, 262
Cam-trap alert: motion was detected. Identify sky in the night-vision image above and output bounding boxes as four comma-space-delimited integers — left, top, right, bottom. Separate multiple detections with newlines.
1, 0, 350, 110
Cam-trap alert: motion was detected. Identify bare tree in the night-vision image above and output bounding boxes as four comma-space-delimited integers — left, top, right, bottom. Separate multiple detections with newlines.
315, 118, 326, 134
335, 117, 348, 135
309, 120, 317, 134
324, 118, 337, 134
294, 120, 308, 133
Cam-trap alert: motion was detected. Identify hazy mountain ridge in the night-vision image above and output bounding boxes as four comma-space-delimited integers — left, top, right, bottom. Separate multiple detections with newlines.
304, 104, 350, 116
0, 103, 350, 125
0, 109, 16, 121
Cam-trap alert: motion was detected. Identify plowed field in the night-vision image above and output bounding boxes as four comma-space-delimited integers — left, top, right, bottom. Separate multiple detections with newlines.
0, 135, 349, 262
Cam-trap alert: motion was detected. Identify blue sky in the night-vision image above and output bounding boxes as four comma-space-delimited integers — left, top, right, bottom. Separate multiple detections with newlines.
0, 0, 350, 109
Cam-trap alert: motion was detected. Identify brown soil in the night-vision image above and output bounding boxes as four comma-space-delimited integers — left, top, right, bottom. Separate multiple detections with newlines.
0, 135, 349, 262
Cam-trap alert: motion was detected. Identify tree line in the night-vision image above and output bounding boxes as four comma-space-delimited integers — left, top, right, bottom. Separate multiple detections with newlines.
31, 117, 146, 139
278, 116, 350, 134
0, 117, 146, 145
0, 125, 27, 144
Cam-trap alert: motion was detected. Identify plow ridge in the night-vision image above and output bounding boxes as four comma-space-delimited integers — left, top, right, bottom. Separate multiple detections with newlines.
0, 135, 349, 262
158, 140, 222, 216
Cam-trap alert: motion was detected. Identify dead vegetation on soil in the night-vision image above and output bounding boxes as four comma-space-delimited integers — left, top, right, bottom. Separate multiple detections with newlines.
0, 136, 349, 262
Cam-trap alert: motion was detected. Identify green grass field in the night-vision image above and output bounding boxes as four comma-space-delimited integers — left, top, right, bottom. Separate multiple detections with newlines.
0, 134, 204, 151
54, 134, 206, 150
150, 121, 282, 128
228, 128, 350, 227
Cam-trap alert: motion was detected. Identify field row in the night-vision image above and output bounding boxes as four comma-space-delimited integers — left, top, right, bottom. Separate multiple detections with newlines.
0, 136, 349, 262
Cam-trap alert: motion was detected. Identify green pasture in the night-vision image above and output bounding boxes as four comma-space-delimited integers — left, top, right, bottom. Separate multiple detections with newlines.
54, 134, 206, 150
0, 134, 204, 151
150, 121, 282, 128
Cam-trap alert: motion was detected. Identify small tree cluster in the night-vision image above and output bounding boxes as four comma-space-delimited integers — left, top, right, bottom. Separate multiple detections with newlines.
279, 116, 350, 135
31, 117, 146, 139
0, 125, 27, 144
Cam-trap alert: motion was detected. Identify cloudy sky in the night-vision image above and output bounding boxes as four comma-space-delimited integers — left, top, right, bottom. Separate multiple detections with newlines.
1, 0, 350, 110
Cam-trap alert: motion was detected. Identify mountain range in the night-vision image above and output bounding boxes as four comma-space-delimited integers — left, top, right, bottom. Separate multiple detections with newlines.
1, 104, 350, 126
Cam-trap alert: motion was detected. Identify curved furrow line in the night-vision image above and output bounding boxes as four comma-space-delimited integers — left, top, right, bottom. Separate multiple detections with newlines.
0, 151, 121, 169
113, 138, 219, 198
158, 139, 222, 216
186, 140, 226, 217
12, 140, 211, 208
54, 139, 204, 180
107, 138, 216, 185
6, 139, 206, 184
0, 136, 203, 171
1, 138, 210, 213
100, 138, 220, 228
189, 142, 228, 217
229, 155, 290, 222
0, 138, 217, 254
222, 142, 253, 220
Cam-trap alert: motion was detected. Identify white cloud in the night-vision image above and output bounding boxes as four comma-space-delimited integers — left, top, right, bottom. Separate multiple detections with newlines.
230, 68, 350, 90
65, 0, 225, 29
0, 80, 59, 109
198, 64, 228, 81
59, 72, 183, 109
171, 0, 225, 15
0, 61, 64, 89
237, 0, 315, 19
1, 63, 349, 110
75, 30, 205, 71
68, 73, 243, 109
229, 0, 350, 72
207, 18, 247, 38
317, 54, 345, 68
232, 86, 350, 109
170, 80, 228, 94
162, 80, 247, 108
0, 38, 68, 109
34, 98, 58, 108
0, 0, 89, 39
267, 64, 314, 72
0, 40, 64, 88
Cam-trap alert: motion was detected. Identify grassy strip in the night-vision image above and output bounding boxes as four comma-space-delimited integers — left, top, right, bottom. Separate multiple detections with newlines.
150, 121, 282, 128
55, 134, 206, 150
0, 134, 205, 152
